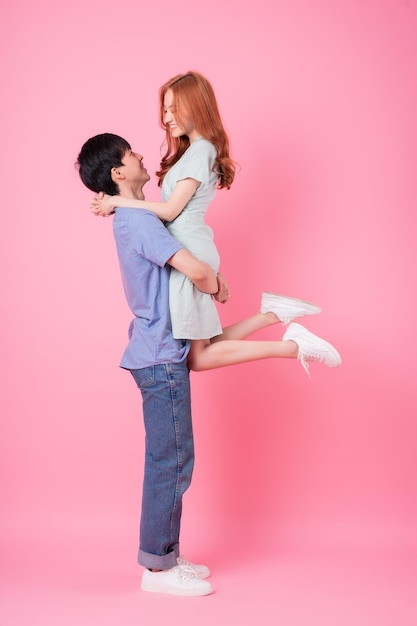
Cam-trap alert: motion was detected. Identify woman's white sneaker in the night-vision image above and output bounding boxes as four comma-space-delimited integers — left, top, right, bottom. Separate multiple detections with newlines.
141, 565, 214, 596
261, 292, 321, 325
283, 322, 342, 377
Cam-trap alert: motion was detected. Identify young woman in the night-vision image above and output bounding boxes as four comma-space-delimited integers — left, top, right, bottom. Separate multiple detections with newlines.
91, 71, 341, 376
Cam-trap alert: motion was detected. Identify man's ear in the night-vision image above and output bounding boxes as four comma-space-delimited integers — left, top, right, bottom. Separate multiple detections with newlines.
111, 167, 124, 183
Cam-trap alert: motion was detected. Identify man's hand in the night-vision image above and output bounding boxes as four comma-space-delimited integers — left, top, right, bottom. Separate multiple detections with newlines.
214, 271, 230, 304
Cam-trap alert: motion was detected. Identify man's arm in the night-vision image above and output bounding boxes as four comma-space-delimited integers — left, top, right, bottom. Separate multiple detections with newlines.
167, 249, 218, 295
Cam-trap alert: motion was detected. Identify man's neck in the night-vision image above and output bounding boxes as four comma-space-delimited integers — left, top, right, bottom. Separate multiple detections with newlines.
118, 183, 145, 200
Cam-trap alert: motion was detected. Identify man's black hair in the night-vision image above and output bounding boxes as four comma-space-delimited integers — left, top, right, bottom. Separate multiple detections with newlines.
76, 133, 131, 195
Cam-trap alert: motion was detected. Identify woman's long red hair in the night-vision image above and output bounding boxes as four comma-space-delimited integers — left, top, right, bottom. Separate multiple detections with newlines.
156, 71, 235, 190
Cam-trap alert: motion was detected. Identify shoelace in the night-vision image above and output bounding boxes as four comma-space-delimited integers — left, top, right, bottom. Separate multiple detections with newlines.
172, 564, 198, 582
299, 355, 311, 378
177, 556, 193, 568
298, 348, 324, 378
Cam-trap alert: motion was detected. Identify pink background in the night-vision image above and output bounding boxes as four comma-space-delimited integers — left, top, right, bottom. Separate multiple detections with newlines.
1, 0, 416, 624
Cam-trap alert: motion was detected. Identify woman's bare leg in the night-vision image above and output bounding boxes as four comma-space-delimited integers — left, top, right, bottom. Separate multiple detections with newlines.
187, 312, 289, 371
185, 295, 341, 373
210, 312, 279, 343
187, 336, 297, 372
211, 292, 322, 344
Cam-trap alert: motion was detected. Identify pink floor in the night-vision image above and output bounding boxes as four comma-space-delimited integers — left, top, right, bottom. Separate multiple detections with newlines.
2, 517, 416, 626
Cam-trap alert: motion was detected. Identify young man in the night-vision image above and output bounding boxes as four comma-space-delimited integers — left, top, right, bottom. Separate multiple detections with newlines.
77, 132, 342, 596
77, 133, 219, 596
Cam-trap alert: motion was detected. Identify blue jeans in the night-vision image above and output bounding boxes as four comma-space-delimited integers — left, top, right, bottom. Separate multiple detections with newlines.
130, 362, 194, 570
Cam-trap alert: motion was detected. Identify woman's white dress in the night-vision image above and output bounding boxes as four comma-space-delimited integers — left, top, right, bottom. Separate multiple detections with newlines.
163, 137, 223, 340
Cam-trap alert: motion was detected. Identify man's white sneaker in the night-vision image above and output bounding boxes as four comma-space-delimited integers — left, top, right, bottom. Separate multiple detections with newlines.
261, 292, 321, 325
283, 322, 342, 377
141, 565, 214, 597
177, 555, 210, 579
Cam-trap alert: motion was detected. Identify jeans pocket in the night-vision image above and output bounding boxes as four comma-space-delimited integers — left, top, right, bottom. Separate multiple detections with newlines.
130, 366, 155, 390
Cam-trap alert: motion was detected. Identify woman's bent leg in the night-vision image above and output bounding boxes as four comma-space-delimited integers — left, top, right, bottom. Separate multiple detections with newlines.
188, 337, 297, 372
211, 312, 279, 343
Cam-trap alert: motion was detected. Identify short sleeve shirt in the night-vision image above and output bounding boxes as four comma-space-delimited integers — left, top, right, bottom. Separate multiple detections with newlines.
112, 207, 190, 369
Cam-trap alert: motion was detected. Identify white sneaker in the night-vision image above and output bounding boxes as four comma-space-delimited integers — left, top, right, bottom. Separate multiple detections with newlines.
283, 322, 342, 377
141, 565, 214, 597
261, 292, 321, 325
177, 555, 210, 579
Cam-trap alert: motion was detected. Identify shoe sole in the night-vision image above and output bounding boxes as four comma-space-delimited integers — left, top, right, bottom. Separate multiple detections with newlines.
141, 582, 214, 596
262, 292, 322, 315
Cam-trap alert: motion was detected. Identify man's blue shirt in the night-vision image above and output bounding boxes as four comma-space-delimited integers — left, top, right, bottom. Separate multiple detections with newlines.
112, 207, 190, 369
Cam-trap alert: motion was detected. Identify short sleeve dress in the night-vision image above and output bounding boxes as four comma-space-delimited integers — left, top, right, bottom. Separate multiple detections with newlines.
162, 137, 223, 340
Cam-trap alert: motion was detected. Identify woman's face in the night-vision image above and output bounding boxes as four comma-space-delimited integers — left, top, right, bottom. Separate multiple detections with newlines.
163, 88, 199, 142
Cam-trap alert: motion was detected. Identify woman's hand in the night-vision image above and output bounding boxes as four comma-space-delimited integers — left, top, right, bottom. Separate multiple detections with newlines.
90, 192, 117, 216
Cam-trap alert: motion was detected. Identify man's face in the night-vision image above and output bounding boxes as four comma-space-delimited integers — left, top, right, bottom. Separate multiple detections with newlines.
119, 149, 151, 187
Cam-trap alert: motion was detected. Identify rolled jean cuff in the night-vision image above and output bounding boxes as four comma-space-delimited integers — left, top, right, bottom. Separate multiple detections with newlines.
138, 544, 180, 571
